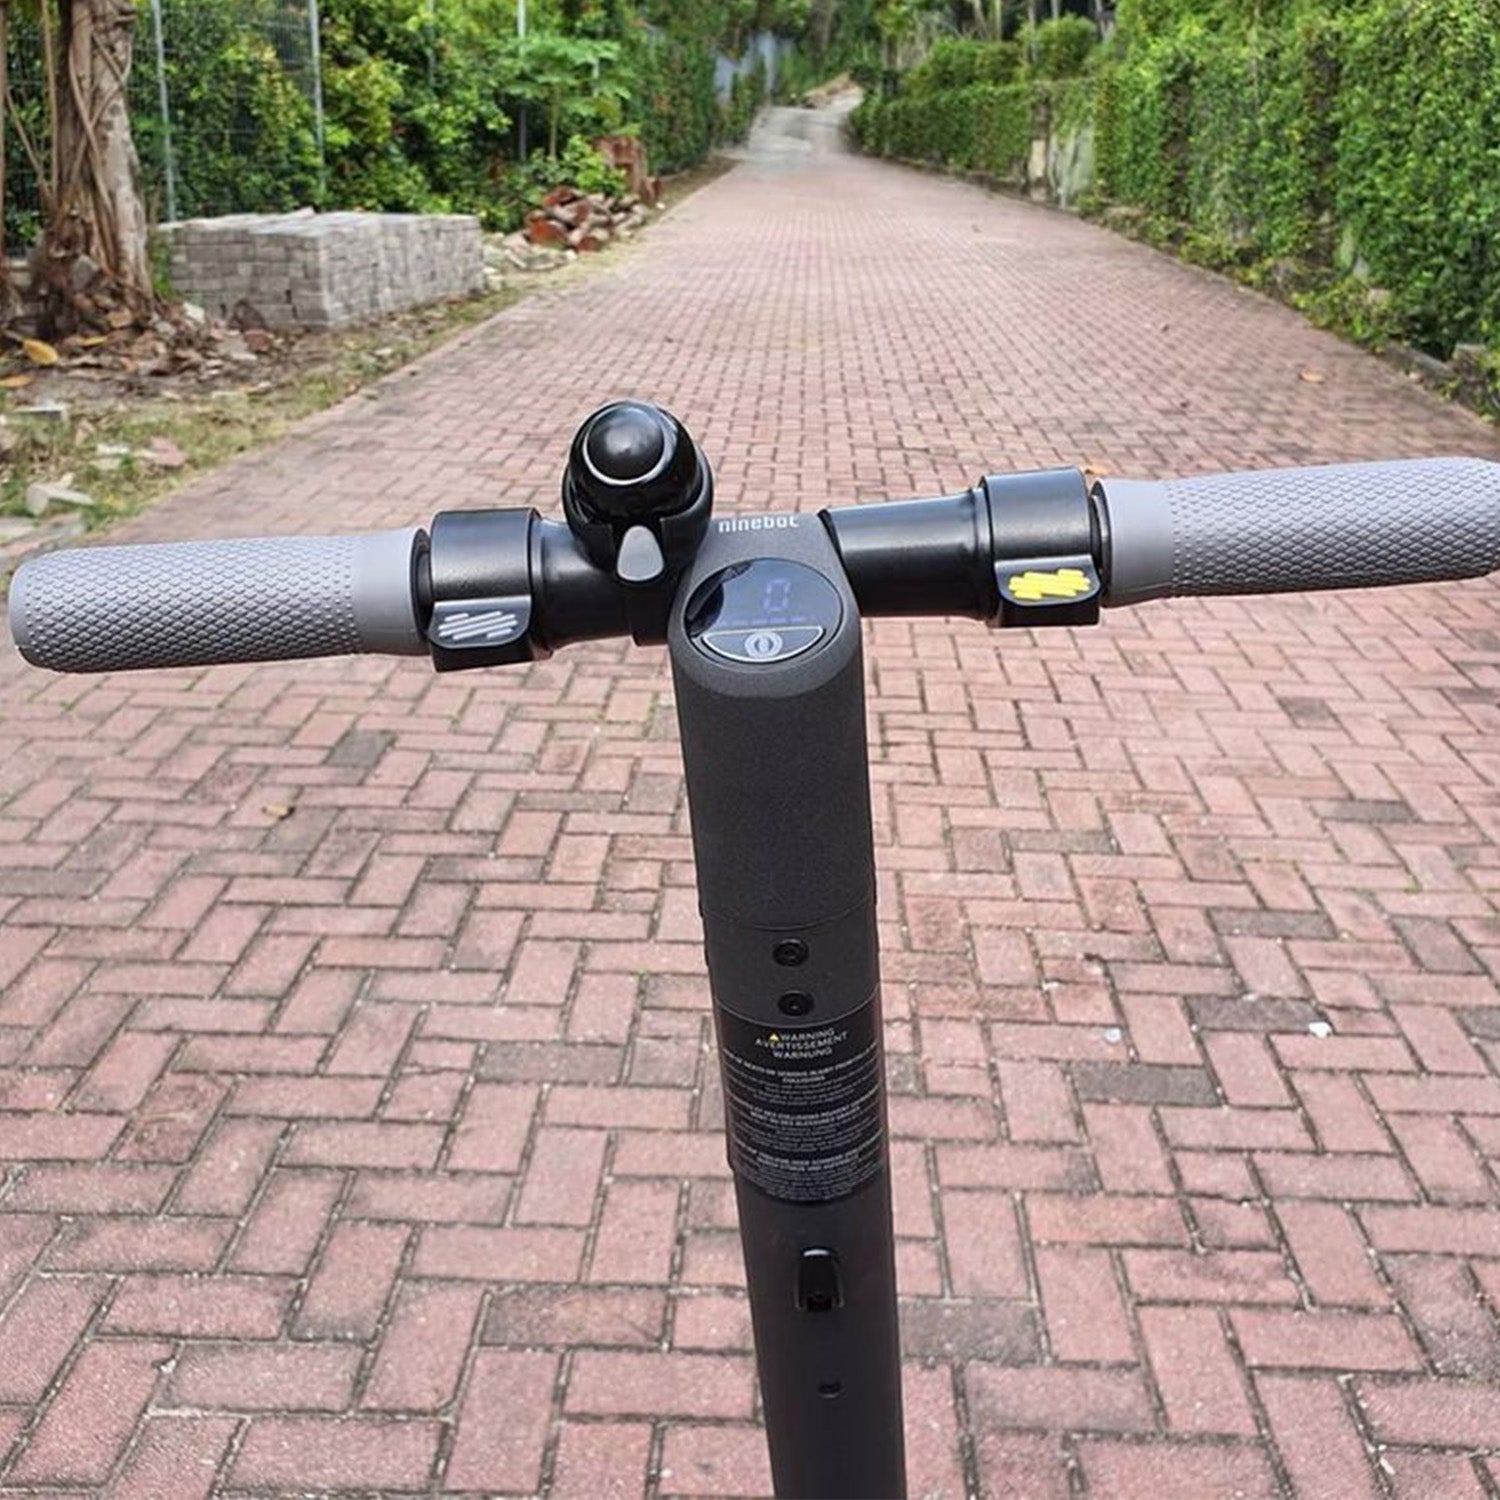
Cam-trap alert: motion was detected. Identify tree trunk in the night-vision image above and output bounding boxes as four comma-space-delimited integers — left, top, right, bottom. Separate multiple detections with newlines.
42, 0, 154, 331
811, 0, 835, 59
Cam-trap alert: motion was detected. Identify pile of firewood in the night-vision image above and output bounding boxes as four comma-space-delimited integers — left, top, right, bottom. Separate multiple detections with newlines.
523, 185, 660, 254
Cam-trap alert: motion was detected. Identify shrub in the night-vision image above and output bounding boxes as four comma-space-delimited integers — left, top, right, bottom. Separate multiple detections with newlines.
904, 39, 1023, 94
771, 44, 823, 103
854, 21, 1089, 181
1027, 16, 1099, 81
632, 32, 719, 173
720, 55, 770, 144
1332, 0, 1500, 352
853, 81, 1033, 179
131, 0, 323, 219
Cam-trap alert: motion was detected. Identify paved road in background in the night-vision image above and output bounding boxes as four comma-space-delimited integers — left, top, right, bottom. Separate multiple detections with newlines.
4, 105, 1500, 1498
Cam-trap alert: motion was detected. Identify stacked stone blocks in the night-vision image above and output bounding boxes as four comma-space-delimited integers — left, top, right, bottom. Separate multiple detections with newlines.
159, 210, 485, 331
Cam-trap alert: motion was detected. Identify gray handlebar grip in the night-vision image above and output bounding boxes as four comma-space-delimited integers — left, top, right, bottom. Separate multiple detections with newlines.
8, 528, 428, 674
1098, 457, 1500, 605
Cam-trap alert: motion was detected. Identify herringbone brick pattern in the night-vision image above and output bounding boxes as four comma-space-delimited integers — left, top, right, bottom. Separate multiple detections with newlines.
3, 109, 1500, 1496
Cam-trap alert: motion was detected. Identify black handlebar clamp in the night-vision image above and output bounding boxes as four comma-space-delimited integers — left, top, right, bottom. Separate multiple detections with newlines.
425, 508, 546, 671
821, 467, 1103, 629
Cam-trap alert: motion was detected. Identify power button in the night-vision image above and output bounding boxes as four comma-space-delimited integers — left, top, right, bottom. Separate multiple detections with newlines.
701, 625, 824, 664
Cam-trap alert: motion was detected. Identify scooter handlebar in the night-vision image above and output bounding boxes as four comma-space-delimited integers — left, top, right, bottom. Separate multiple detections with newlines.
8, 528, 428, 674
1097, 457, 1500, 606
10, 456, 1500, 676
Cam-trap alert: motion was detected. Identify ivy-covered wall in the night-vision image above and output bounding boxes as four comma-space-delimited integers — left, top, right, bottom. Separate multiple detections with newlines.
1096, 0, 1500, 358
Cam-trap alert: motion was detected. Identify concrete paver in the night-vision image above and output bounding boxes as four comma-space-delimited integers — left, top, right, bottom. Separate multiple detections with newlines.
3, 108, 1500, 1496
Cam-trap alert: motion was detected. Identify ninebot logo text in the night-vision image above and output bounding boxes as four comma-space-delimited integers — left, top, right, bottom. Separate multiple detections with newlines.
716, 515, 801, 533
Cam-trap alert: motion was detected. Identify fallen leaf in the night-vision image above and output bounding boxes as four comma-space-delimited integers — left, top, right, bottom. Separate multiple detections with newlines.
21, 338, 61, 367
1299, 370, 1325, 383
74, 334, 110, 348
261, 803, 296, 821
0, 373, 34, 390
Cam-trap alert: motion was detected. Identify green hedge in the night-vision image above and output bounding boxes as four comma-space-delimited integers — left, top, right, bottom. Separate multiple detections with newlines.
1026, 15, 1098, 81
632, 33, 719, 175
858, 1, 1499, 361
849, 20, 1097, 185
720, 56, 771, 145
1095, 0, 1500, 355
853, 82, 1034, 178
1335, 1, 1500, 353
904, 38, 1024, 93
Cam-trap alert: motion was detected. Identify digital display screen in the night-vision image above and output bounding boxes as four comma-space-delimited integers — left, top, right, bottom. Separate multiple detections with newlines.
686, 560, 842, 634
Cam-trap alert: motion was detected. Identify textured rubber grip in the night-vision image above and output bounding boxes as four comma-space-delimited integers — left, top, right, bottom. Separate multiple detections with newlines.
1098, 457, 1500, 605
8, 529, 428, 674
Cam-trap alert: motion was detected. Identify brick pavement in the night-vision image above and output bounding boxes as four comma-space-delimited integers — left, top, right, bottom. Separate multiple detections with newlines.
3, 108, 1500, 1496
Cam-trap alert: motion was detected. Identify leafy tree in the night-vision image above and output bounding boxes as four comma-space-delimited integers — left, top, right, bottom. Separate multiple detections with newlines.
497, 32, 631, 160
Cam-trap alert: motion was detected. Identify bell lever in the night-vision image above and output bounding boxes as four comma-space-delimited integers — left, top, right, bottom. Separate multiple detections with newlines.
425, 508, 543, 672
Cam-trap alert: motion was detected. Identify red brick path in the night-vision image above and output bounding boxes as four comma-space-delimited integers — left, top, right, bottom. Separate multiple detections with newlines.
4, 110, 1500, 1496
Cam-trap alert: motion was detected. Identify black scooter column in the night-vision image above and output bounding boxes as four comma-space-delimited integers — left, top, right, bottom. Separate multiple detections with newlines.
667, 513, 906, 1500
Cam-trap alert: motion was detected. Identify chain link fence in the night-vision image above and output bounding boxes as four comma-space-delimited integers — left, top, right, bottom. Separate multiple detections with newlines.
4, 0, 327, 258
2, 10, 48, 258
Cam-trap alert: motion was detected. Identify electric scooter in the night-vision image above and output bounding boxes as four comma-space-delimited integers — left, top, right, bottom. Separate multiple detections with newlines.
10, 401, 1500, 1499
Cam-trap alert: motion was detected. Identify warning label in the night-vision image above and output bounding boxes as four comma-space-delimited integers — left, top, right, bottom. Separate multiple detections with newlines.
716, 1002, 884, 1203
